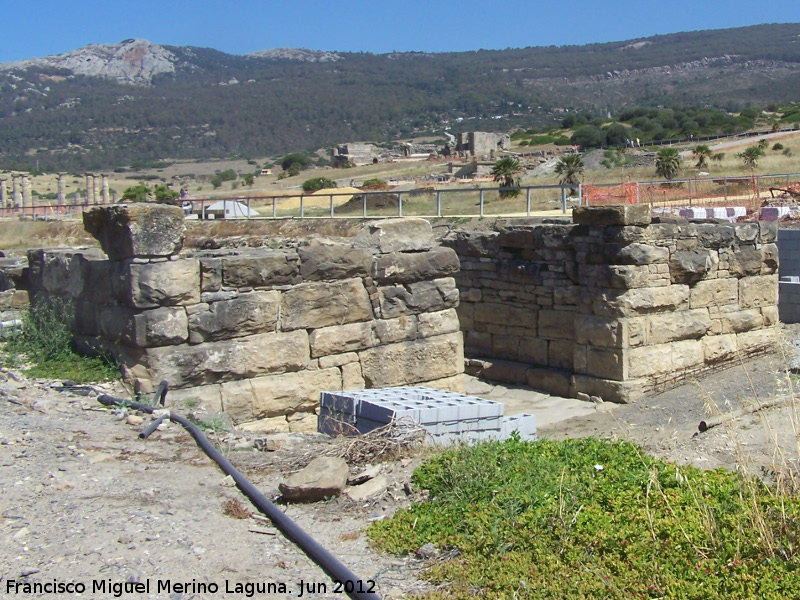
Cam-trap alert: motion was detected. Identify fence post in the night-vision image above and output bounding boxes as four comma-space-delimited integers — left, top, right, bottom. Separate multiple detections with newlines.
635, 182, 640, 205
436, 191, 442, 217
688, 179, 693, 205
526, 187, 531, 215
561, 187, 567, 214
578, 183, 583, 207
724, 178, 728, 204
300, 195, 304, 218
330, 194, 334, 218
362, 194, 367, 219
398, 193, 403, 217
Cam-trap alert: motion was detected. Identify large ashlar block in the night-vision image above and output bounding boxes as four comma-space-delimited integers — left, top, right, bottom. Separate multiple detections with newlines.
309, 321, 374, 357
596, 285, 690, 317
221, 252, 300, 288
100, 306, 188, 347
739, 275, 778, 309
584, 347, 626, 380
689, 278, 738, 308
573, 204, 652, 226
736, 328, 778, 354
548, 340, 574, 370
166, 384, 223, 413
83, 203, 185, 260
353, 218, 435, 253
671, 339, 704, 371
372, 247, 459, 284
297, 238, 372, 281
720, 309, 764, 334
610, 243, 670, 265
538, 309, 575, 340
144, 330, 309, 388
251, 368, 342, 419
127, 260, 200, 308
418, 308, 460, 339
570, 374, 648, 404
647, 308, 711, 344
373, 315, 418, 344
188, 291, 280, 343
358, 332, 463, 387
282, 279, 372, 330
703, 333, 738, 364
575, 314, 626, 348
627, 344, 673, 378
474, 302, 537, 327
378, 277, 459, 318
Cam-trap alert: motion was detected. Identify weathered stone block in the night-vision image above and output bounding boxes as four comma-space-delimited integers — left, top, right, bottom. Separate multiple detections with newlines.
221, 252, 300, 288
373, 315, 417, 344
703, 333, 738, 364
100, 306, 188, 347
199, 258, 222, 292
670, 249, 717, 283
610, 243, 670, 265
297, 239, 372, 280
736, 328, 777, 354
166, 384, 223, 413
539, 310, 575, 340
358, 332, 463, 387
739, 275, 778, 309
647, 308, 711, 344
474, 302, 537, 327
447, 231, 501, 257
144, 330, 309, 388
418, 308, 460, 339
597, 285, 690, 317
671, 339, 704, 370
372, 247, 459, 284
585, 347, 626, 380
689, 278, 738, 308
728, 246, 764, 277
251, 368, 342, 418
353, 218, 434, 253
548, 340, 574, 370
318, 352, 359, 369
341, 362, 365, 390
518, 337, 549, 364
570, 374, 648, 404
573, 205, 651, 226
696, 224, 735, 249
282, 279, 372, 330
627, 344, 673, 378
734, 223, 760, 243
309, 321, 374, 357
721, 309, 764, 333
83, 203, 185, 260
526, 367, 571, 397
379, 277, 459, 318
575, 314, 625, 348
188, 291, 280, 343
464, 330, 493, 354
761, 243, 779, 274
493, 334, 520, 360
127, 260, 200, 308
220, 380, 254, 423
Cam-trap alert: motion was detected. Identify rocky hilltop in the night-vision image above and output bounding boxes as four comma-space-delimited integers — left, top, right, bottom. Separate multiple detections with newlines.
0, 39, 179, 85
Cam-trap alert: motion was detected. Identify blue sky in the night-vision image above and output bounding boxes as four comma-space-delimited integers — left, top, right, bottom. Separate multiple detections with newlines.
2, 0, 799, 63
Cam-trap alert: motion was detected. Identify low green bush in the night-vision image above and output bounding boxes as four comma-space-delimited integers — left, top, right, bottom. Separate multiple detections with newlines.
4, 298, 119, 383
369, 436, 800, 599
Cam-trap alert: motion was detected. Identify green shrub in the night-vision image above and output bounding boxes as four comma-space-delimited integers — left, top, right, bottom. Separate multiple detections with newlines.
4, 298, 118, 383
370, 437, 800, 599
773, 142, 785, 151
302, 177, 337, 193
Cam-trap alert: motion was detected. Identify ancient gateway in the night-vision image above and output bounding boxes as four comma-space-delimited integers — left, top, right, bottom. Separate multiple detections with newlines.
25, 204, 778, 428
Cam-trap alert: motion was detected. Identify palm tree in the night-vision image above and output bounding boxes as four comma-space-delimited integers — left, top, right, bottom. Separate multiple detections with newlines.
692, 144, 712, 169
738, 146, 764, 169
491, 157, 521, 198
655, 148, 681, 180
554, 153, 584, 186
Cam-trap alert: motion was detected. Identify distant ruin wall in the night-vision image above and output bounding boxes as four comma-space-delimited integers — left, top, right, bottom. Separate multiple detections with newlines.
445, 206, 779, 403
27, 206, 464, 431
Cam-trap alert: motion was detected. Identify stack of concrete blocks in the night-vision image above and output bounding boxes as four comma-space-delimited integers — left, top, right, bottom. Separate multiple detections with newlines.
26, 206, 465, 432
318, 387, 536, 442
778, 229, 800, 323
447, 205, 779, 403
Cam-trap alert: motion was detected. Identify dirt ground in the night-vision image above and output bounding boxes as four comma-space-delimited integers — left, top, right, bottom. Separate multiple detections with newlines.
2, 328, 800, 599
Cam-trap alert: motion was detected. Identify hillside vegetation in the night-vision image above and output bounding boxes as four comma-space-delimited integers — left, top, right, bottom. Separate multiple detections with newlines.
2, 24, 800, 171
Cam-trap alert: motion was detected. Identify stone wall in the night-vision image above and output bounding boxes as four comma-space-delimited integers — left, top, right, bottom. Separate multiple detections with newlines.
445, 205, 779, 403
27, 206, 464, 431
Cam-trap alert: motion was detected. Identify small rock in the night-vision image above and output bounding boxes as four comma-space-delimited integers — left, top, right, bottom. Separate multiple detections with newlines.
126, 414, 144, 425
590, 395, 604, 404
347, 464, 381, 486
220, 475, 235, 487
346, 475, 388, 501
416, 543, 439, 559
279, 456, 349, 503
576, 392, 591, 402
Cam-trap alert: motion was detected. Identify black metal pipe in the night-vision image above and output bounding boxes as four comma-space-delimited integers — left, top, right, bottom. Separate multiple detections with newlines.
98, 389, 381, 600
138, 414, 167, 439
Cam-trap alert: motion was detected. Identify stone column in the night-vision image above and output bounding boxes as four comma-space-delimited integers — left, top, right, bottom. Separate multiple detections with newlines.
12, 176, 21, 208
93, 175, 100, 205
101, 175, 109, 204
85, 174, 93, 205
22, 176, 32, 213
57, 174, 65, 206
0, 180, 6, 208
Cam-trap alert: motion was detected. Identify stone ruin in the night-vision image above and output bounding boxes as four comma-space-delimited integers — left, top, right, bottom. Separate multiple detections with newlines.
27, 205, 464, 431
19, 203, 781, 425
445, 205, 779, 402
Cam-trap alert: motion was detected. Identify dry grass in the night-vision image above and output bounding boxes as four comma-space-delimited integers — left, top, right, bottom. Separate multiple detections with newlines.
221, 497, 252, 519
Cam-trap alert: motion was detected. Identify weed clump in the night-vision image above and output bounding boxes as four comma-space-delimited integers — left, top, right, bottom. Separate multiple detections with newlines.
4, 298, 118, 383
370, 436, 800, 599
